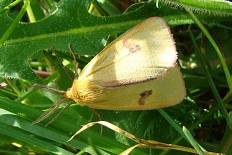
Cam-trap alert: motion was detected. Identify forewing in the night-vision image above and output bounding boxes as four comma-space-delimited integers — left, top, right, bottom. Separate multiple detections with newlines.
78, 17, 177, 86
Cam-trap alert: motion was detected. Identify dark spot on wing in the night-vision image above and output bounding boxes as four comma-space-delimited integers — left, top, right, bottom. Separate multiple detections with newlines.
122, 39, 141, 53
138, 90, 153, 105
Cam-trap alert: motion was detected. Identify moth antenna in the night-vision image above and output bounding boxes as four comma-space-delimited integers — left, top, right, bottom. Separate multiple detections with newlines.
68, 44, 79, 78
45, 101, 72, 127
31, 84, 66, 95
32, 98, 66, 125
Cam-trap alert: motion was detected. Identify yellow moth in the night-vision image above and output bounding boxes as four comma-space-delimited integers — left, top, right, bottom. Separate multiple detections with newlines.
65, 17, 186, 110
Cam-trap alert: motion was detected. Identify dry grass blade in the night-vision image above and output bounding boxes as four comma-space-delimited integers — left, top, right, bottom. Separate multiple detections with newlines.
119, 144, 144, 155
68, 121, 225, 154
68, 121, 200, 154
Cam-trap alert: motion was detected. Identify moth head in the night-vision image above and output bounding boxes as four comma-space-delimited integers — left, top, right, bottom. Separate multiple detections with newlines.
64, 79, 88, 103
64, 79, 79, 102
64, 88, 72, 98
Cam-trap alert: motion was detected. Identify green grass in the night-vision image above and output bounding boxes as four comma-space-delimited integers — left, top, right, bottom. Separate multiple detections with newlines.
0, 0, 232, 154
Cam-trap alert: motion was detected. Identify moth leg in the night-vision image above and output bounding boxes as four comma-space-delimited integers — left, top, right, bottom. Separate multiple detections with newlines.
45, 101, 72, 127
32, 98, 66, 125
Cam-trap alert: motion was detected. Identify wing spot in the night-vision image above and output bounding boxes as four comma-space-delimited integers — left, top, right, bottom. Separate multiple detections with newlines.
122, 39, 141, 53
138, 90, 153, 105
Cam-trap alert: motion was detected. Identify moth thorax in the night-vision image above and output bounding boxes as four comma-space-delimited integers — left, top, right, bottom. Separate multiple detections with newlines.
65, 87, 79, 103
63, 78, 80, 103
65, 79, 103, 104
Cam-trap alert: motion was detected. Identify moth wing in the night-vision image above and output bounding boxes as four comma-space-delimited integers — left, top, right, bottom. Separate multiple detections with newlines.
78, 17, 178, 86
85, 66, 186, 110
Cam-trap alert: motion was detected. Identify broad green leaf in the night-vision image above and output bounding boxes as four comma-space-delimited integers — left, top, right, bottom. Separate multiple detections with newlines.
0, 0, 157, 81
1, 0, 230, 81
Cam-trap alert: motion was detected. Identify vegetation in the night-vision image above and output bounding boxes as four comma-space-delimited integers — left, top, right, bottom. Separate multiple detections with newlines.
0, 0, 232, 154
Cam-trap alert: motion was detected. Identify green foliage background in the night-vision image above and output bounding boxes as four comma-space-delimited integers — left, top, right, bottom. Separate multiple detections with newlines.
0, 0, 232, 154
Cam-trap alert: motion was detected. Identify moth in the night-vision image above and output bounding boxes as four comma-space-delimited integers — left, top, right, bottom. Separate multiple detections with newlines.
64, 17, 186, 110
